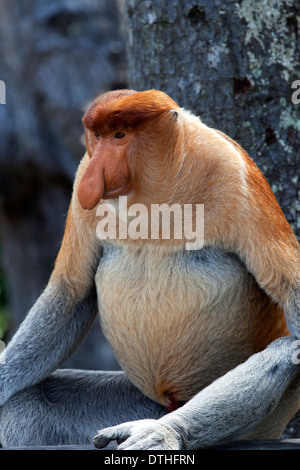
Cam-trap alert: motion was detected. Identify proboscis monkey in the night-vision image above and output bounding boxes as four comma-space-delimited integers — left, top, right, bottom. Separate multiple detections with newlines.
0, 89, 300, 450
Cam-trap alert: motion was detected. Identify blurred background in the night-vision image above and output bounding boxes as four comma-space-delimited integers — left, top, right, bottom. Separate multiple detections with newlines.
0, 0, 299, 433
0, 0, 126, 370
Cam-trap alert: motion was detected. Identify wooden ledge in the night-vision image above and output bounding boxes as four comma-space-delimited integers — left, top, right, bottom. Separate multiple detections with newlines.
1, 439, 300, 450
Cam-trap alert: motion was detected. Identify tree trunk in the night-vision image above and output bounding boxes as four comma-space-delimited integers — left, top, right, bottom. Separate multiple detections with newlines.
0, 0, 124, 369
122, 0, 300, 436
123, 0, 300, 239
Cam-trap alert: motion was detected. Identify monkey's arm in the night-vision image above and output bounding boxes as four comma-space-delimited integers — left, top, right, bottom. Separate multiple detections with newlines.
0, 283, 98, 406
0, 155, 101, 406
226, 144, 300, 338
94, 336, 299, 450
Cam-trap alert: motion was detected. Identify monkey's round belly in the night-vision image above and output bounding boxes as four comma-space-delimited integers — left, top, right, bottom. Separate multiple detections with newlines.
96, 243, 285, 407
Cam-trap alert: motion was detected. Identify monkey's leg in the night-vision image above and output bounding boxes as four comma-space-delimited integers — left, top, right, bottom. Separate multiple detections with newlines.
93, 336, 300, 450
244, 371, 300, 440
0, 369, 167, 447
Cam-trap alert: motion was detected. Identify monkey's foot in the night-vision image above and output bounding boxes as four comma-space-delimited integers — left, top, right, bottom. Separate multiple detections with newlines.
93, 419, 182, 450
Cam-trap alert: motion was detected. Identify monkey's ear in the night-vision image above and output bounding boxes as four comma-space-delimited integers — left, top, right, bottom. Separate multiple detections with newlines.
169, 110, 178, 120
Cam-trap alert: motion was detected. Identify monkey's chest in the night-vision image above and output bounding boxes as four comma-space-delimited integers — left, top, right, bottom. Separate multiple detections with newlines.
96, 244, 250, 407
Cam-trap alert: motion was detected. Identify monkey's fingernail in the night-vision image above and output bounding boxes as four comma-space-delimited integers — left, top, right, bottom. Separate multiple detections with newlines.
93, 434, 110, 448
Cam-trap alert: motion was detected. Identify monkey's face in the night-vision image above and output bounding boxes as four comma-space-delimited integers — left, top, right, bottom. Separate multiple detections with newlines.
77, 89, 180, 210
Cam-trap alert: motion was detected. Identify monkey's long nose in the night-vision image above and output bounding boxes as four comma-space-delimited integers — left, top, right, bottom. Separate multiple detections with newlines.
77, 156, 105, 210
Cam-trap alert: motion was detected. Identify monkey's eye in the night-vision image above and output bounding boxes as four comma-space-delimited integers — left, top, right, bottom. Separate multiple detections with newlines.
114, 132, 126, 139
94, 132, 101, 139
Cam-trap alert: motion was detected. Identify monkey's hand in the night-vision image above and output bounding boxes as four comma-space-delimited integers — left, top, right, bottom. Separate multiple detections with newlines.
93, 419, 182, 450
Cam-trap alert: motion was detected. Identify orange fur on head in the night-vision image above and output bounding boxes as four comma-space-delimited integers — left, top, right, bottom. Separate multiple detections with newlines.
82, 89, 179, 135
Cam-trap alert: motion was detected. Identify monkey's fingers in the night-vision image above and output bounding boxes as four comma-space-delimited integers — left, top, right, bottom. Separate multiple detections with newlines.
93, 419, 181, 450
93, 422, 135, 448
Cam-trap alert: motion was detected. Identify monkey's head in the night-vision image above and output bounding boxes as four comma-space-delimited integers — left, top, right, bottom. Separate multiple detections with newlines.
77, 89, 180, 210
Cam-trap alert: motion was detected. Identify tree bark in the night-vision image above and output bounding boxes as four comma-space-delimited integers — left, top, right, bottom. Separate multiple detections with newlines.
123, 0, 300, 239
